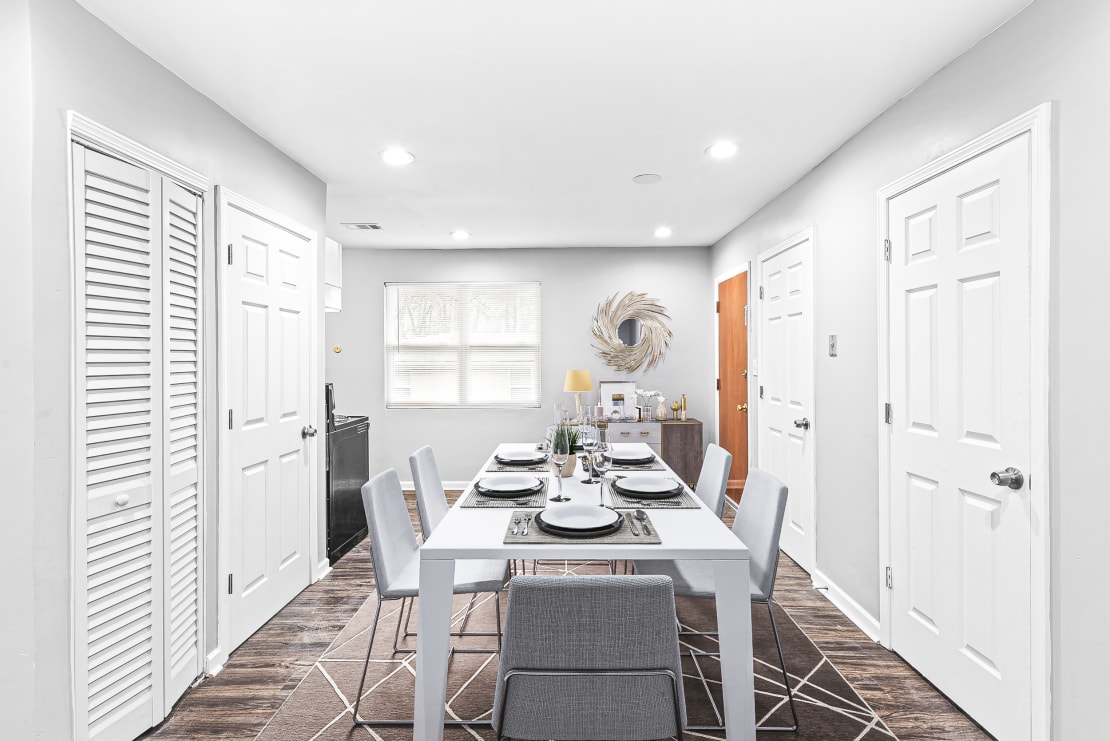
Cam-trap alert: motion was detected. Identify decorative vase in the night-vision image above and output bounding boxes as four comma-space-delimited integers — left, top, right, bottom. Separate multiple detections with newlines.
559, 456, 577, 478
655, 398, 668, 420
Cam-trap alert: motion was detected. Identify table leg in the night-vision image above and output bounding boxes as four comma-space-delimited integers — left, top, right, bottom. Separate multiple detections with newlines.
715, 558, 756, 741
414, 558, 455, 741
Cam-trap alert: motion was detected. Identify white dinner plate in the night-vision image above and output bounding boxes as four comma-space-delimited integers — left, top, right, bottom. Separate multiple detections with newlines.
495, 451, 549, 465
612, 475, 681, 495
539, 504, 621, 530
476, 474, 544, 493
605, 450, 656, 465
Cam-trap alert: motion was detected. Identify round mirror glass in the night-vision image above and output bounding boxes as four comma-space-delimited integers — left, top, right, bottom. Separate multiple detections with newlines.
616, 317, 642, 346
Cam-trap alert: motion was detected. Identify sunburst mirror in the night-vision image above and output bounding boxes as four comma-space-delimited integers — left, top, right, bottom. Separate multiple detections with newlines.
591, 291, 672, 374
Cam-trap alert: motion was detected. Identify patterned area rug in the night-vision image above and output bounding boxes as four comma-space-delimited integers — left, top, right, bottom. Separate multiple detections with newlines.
257, 561, 895, 740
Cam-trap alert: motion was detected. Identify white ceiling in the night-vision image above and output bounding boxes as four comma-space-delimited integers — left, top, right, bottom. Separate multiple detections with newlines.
77, 0, 1031, 249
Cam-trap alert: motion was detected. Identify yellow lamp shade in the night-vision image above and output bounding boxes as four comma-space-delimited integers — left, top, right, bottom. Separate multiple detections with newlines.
563, 369, 593, 392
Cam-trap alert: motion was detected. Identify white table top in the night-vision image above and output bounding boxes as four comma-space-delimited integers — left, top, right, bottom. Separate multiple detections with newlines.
420, 442, 749, 562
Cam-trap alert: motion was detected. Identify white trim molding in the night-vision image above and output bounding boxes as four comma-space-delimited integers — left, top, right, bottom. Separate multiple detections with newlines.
67, 111, 210, 194
812, 568, 882, 643
875, 103, 1052, 740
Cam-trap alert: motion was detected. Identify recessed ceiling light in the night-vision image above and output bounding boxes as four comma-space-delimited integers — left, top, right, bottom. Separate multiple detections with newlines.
705, 141, 738, 159
381, 148, 415, 166
450, 230, 470, 240
632, 173, 662, 185
654, 226, 673, 239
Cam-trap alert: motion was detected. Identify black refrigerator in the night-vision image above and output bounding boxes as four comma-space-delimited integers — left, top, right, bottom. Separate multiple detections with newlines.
325, 383, 369, 563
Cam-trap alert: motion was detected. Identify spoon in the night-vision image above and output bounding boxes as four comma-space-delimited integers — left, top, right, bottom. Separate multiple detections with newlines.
634, 510, 652, 536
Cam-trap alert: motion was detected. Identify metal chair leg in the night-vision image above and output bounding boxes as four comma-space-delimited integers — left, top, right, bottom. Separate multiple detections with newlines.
762, 600, 799, 732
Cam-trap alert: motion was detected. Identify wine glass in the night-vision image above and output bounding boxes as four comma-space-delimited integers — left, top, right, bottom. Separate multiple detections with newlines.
591, 428, 612, 506
550, 425, 571, 502
579, 422, 599, 483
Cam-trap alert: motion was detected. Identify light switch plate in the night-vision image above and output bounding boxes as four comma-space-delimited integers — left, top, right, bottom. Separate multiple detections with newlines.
829, 334, 838, 357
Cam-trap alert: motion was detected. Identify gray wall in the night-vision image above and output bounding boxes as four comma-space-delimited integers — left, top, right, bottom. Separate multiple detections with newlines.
1, 1, 36, 735
24, 0, 327, 736
325, 246, 715, 483
709, 0, 1110, 735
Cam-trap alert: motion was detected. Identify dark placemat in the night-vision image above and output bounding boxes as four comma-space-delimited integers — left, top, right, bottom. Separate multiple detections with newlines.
460, 480, 549, 508
609, 459, 667, 472
502, 510, 661, 545
485, 460, 553, 473
605, 478, 701, 509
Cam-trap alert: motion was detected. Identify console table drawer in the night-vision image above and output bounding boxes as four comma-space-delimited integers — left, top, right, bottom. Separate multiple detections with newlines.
609, 422, 661, 445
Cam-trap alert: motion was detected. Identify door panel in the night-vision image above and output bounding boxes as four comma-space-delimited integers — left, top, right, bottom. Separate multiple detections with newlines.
758, 232, 815, 573
717, 271, 749, 498
888, 134, 1031, 741
222, 200, 314, 650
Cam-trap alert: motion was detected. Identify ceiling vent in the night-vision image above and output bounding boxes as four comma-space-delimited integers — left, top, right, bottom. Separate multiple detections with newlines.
342, 222, 383, 231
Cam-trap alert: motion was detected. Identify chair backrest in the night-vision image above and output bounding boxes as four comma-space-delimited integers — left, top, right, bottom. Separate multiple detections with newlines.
732, 467, 789, 602
694, 442, 733, 519
493, 575, 686, 740
409, 445, 449, 539
360, 468, 420, 599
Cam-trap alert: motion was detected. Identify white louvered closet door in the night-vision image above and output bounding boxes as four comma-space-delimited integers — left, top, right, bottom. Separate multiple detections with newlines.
161, 181, 203, 707
73, 144, 203, 741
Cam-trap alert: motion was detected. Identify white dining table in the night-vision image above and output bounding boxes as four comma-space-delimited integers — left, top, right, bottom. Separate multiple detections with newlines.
413, 442, 756, 741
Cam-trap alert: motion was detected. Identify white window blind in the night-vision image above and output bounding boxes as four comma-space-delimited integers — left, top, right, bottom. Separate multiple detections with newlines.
385, 282, 541, 408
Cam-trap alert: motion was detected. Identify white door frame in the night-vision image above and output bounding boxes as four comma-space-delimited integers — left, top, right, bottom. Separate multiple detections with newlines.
755, 227, 817, 574
713, 262, 753, 475
213, 186, 320, 670
876, 103, 1052, 739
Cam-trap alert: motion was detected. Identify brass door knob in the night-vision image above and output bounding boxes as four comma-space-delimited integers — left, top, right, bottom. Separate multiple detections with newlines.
737, 403, 748, 413
741, 369, 748, 378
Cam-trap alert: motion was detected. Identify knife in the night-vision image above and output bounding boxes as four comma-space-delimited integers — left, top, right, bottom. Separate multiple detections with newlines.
625, 513, 641, 536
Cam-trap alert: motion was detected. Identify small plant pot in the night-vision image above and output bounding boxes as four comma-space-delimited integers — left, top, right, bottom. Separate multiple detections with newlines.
559, 457, 577, 478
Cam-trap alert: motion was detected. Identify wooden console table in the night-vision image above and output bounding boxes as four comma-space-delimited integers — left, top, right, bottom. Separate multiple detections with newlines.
606, 419, 704, 485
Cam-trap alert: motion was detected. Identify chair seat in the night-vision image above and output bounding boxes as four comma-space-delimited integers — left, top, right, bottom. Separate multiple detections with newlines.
379, 554, 508, 600
633, 559, 769, 603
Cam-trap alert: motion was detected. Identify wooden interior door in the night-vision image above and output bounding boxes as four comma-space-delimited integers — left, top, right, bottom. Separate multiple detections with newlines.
717, 271, 749, 501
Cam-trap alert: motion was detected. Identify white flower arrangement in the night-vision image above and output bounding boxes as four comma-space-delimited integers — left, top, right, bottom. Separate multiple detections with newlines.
636, 388, 662, 405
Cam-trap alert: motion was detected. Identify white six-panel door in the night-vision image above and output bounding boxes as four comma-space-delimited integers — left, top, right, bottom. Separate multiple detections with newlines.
887, 133, 1032, 741
220, 191, 316, 650
758, 230, 815, 573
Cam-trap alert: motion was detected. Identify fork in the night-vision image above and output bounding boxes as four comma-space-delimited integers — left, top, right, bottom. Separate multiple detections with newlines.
523, 514, 533, 536
511, 517, 522, 535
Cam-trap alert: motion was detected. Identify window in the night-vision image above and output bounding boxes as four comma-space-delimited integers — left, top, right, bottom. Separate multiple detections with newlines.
385, 282, 541, 408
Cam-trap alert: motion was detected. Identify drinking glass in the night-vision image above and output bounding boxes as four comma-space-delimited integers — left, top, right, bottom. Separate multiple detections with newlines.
550, 425, 571, 502
579, 422, 599, 483
591, 428, 612, 506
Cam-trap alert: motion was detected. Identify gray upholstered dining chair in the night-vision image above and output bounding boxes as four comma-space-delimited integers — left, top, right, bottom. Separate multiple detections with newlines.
352, 468, 509, 727
492, 575, 686, 741
693, 442, 733, 519
407, 445, 510, 641
633, 467, 795, 732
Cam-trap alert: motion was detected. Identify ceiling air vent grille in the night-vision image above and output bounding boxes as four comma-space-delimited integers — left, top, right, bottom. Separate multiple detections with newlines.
342, 222, 383, 231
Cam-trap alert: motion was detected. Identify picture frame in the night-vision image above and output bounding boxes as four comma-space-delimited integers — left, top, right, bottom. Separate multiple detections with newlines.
598, 380, 638, 420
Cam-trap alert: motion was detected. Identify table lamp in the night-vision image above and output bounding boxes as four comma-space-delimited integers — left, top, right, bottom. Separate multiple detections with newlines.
563, 369, 593, 421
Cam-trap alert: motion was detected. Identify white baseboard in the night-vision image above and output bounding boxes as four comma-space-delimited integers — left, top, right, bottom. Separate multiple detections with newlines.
810, 568, 882, 642
315, 558, 332, 582
205, 646, 226, 677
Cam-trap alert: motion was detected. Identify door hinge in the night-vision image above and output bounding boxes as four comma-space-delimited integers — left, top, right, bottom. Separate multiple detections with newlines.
229, 409, 234, 429
885, 566, 893, 589
759, 285, 764, 300
883, 238, 892, 263
228, 242, 233, 265
228, 574, 234, 594
759, 385, 764, 399
716, 300, 720, 313
884, 402, 892, 424
716, 378, 720, 391
744, 304, 750, 326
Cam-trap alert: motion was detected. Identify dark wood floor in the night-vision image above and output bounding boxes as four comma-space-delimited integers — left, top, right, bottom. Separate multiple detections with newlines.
145, 495, 992, 740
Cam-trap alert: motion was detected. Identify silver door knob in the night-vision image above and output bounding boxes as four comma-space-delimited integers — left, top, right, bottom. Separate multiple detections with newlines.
301, 425, 318, 439
990, 467, 1024, 489
793, 418, 810, 430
